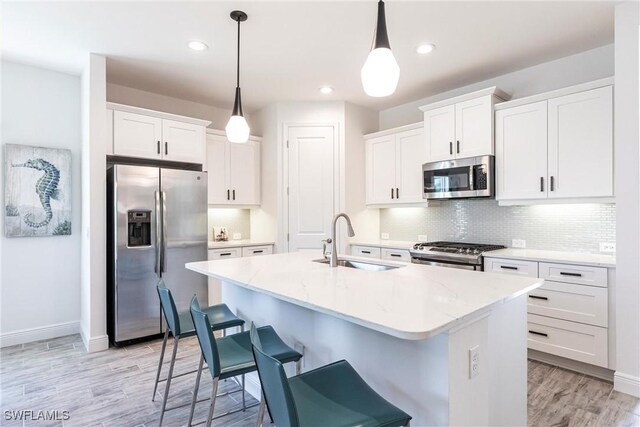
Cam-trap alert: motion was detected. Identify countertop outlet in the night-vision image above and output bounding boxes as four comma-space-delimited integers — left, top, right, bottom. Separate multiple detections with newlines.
512, 239, 526, 249
380, 233, 390, 240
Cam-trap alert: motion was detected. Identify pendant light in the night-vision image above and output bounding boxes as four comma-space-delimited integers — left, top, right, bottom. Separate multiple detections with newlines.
361, 0, 400, 97
226, 10, 250, 143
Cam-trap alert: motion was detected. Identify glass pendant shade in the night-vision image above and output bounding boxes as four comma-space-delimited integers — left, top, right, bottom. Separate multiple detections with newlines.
226, 116, 250, 143
361, 47, 400, 97
361, 0, 399, 97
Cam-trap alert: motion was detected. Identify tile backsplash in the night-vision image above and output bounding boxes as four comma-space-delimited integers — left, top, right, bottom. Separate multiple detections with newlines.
207, 208, 251, 241
380, 200, 615, 254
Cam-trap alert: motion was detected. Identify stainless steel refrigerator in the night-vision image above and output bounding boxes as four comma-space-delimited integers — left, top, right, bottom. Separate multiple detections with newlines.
107, 164, 208, 344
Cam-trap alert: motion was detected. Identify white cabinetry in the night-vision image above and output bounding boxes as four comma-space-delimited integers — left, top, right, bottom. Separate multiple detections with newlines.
206, 130, 261, 206
108, 103, 210, 164
349, 244, 411, 263
365, 123, 428, 206
485, 256, 610, 368
420, 87, 508, 162
495, 79, 614, 205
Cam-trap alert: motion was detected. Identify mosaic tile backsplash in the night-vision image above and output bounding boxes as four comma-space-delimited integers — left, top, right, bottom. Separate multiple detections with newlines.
379, 200, 616, 254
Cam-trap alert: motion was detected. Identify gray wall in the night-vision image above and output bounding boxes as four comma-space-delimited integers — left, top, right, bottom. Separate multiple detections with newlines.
1, 61, 81, 340
380, 201, 615, 254
379, 44, 614, 130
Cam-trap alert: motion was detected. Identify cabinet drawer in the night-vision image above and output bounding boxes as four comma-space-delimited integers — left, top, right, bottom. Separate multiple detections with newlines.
484, 258, 538, 277
208, 248, 242, 260
242, 245, 273, 257
539, 262, 607, 287
527, 314, 608, 368
350, 246, 381, 259
381, 248, 411, 262
528, 281, 608, 327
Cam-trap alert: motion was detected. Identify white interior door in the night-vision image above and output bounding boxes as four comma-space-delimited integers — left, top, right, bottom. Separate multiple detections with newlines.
287, 125, 335, 252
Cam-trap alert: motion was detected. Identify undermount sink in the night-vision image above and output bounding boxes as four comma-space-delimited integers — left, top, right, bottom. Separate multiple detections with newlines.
313, 258, 401, 272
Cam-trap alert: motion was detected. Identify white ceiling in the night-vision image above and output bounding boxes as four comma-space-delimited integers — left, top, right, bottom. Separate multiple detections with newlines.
3, 1, 615, 113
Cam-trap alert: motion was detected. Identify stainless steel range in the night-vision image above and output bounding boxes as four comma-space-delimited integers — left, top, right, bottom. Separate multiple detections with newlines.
409, 241, 506, 271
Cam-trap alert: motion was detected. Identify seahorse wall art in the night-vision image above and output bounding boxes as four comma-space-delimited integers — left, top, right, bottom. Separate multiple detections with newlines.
4, 144, 72, 237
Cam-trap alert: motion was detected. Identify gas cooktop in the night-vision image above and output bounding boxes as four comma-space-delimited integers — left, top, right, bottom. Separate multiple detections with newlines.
409, 241, 506, 267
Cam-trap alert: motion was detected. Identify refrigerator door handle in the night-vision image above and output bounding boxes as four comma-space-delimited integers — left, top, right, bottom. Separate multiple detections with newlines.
161, 191, 168, 273
155, 191, 161, 276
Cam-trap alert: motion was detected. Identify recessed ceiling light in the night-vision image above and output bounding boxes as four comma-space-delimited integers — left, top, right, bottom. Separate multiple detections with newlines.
319, 86, 334, 94
188, 40, 208, 51
416, 43, 436, 55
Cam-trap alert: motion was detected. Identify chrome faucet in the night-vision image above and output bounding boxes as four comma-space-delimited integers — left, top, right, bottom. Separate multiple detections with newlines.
330, 213, 355, 267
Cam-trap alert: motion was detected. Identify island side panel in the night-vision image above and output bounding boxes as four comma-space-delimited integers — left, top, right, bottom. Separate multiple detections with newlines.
222, 281, 451, 426
488, 294, 528, 426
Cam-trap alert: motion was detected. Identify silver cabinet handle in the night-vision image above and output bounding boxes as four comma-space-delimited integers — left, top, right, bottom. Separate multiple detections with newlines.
154, 191, 161, 276
161, 191, 168, 273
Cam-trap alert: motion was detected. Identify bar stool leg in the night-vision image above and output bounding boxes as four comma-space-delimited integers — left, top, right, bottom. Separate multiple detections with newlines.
188, 354, 204, 427
256, 393, 266, 427
242, 374, 246, 410
152, 328, 170, 401
159, 335, 179, 427
205, 378, 219, 427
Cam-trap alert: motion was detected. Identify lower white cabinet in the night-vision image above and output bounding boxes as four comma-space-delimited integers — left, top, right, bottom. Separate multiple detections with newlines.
351, 245, 381, 259
349, 245, 411, 263
484, 256, 610, 368
381, 248, 411, 262
208, 244, 273, 304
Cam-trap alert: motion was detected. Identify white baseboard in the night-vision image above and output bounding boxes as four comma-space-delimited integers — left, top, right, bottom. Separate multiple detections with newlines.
614, 372, 640, 398
0, 321, 80, 348
528, 349, 614, 381
80, 329, 109, 353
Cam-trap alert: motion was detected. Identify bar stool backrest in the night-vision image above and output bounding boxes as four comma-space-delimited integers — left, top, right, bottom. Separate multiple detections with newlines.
250, 323, 300, 427
157, 280, 182, 336
190, 295, 222, 378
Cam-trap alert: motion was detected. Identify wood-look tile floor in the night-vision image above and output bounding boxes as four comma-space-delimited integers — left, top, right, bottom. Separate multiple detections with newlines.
1, 335, 638, 426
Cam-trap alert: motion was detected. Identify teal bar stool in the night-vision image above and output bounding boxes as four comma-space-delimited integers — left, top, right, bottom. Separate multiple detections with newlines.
189, 295, 302, 427
154, 280, 245, 426
250, 323, 412, 427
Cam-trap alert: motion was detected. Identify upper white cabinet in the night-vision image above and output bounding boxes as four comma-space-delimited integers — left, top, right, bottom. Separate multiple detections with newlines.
365, 123, 427, 206
108, 103, 210, 164
420, 87, 508, 162
206, 130, 261, 206
495, 79, 614, 205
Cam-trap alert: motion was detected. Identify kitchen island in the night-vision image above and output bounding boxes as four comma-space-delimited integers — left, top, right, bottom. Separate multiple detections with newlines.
186, 251, 543, 426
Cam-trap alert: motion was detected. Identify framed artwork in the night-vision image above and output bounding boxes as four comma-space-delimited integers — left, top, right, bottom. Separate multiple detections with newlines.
4, 144, 72, 237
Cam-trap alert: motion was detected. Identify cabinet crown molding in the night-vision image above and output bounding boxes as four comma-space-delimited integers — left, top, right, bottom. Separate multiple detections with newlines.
206, 128, 262, 143
364, 121, 423, 139
495, 77, 614, 111
107, 102, 212, 127
418, 86, 510, 112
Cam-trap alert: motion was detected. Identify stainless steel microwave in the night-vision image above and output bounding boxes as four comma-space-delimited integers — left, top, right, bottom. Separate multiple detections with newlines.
423, 155, 495, 200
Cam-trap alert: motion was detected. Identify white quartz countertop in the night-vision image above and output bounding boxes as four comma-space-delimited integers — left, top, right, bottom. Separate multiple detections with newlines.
348, 240, 416, 250
486, 248, 616, 267
186, 251, 542, 340
208, 240, 274, 249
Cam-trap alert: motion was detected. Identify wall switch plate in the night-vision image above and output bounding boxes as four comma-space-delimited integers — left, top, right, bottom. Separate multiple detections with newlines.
233, 233, 242, 240
599, 242, 616, 253
512, 239, 526, 249
418, 234, 428, 242
469, 345, 479, 379
380, 233, 390, 240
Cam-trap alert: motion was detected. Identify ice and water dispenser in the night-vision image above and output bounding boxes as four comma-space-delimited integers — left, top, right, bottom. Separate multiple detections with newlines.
127, 210, 152, 247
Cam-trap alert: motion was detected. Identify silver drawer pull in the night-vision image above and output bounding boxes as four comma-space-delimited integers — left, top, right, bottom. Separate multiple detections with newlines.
529, 330, 548, 337
529, 295, 548, 301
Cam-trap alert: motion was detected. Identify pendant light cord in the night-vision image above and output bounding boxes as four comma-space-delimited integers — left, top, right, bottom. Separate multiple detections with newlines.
236, 18, 240, 88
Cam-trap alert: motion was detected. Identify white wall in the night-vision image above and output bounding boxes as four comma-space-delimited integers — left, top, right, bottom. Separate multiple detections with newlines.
107, 83, 234, 130
613, 1, 640, 398
0, 61, 82, 346
80, 54, 108, 352
379, 44, 614, 129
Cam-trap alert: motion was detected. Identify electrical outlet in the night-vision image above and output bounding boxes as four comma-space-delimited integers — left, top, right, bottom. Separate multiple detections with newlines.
512, 239, 526, 249
469, 345, 480, 379
418, 234, 428, 242
600, 242, 616, 253
380, 233, 390, 240
233, 233, 242, 240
